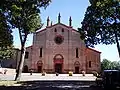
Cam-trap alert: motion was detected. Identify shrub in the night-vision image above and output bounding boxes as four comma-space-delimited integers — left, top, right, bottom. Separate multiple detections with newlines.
42, 72, 46, 76
69, 71, 73, 76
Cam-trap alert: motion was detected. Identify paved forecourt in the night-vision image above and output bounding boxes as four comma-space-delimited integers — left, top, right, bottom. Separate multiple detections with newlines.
0, 73, 96, 81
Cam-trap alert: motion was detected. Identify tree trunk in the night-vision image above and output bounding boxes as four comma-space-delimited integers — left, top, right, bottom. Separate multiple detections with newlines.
15, 27, 28, 81
115, 32, 120, 58
15, 44, 25, 81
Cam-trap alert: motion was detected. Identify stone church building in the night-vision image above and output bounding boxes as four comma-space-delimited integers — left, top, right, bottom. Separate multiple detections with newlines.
23, 14, 101, 74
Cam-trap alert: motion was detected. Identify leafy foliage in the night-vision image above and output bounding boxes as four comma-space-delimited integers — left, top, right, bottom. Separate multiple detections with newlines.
0, 0, 51, 81
0, 46, 14, 59
101, 59, 120, 70
79, 0, 120, 56
101, 59, 111, 70
110, 61, 120, 69
0, 11, 13, 59
0, 0, 50, 44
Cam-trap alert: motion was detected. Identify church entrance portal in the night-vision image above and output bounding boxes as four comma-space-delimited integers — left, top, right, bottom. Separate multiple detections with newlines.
54, 54, 64, 73
55, 64, 62, 73
37, 60, 42, 73
74, 61, 80, 74
75, 67, 79, 74
38, 66, 42, 73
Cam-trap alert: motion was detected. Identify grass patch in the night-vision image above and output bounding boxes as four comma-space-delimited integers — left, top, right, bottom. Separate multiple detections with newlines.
0, 81, 21, 86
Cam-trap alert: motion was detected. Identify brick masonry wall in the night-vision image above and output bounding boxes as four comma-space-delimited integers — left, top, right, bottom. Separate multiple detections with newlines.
25, 23, 101, 73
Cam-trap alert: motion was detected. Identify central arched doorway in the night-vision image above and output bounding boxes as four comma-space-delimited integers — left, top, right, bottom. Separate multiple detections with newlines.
54, 54, 63, 73
55, 64, 62, 73
37, 60, 42, 73
74, 61, 80, 74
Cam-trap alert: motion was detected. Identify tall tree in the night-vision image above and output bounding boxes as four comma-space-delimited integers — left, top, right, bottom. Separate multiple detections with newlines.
0, 0, 51, 81
0, 11, 13, 60
79, 0, 120, 57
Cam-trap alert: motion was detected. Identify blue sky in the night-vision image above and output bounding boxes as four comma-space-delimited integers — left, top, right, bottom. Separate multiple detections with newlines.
12, 0, 119, 61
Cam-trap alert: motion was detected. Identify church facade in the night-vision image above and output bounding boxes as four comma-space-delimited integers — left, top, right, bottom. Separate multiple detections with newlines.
23, 14, 101, 74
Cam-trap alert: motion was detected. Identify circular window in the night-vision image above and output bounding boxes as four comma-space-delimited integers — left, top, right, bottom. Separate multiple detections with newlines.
54, 35, 64, 44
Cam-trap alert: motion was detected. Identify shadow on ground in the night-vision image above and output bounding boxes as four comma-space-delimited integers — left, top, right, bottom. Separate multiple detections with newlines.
0, 81, 111, 90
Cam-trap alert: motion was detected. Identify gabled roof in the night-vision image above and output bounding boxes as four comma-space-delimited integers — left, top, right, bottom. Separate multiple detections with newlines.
86, 47, 101, 53
34, 23, 101, 54
36, 23, 79, 33
36, 28, 46, 33
51, 23, 72, 28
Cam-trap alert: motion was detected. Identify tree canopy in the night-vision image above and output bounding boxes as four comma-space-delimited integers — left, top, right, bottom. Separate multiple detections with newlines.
79, 0, 120, 57
101, 59, 120, 70
0, 10, 13, 59
101, 59, 111, 70
0, 0, 51, 81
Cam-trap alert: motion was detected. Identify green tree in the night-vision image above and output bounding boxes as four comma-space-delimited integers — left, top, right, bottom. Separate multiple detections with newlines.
0, 11, 13, 60
0, 0, 51, 81
101, 59, 111, 70
101, 59, 120, 70
110, 61, 120, 69
79, 0, 120, 57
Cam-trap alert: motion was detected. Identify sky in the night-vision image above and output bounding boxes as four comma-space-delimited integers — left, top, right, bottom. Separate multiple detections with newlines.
12, 0, 119, 61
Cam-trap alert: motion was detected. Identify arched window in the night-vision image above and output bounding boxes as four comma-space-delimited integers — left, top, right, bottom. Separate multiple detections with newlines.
76, 48, 79, 58
62, 28, 64, 32
54, 28, 57, 32
89, 61, 91, 68
40, 48, 42, 57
